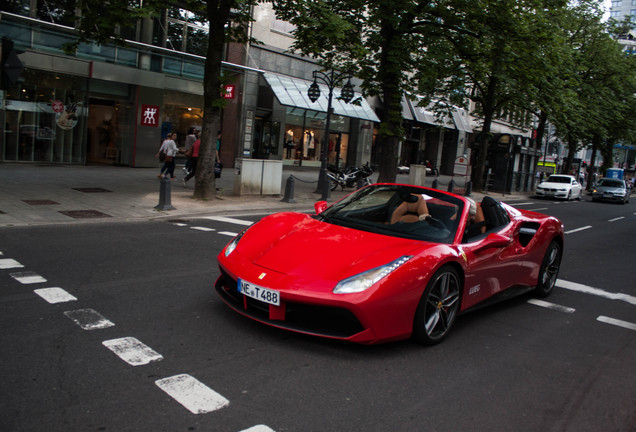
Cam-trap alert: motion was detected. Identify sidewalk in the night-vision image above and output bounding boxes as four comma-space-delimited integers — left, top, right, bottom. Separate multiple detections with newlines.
0, 162, 531, 227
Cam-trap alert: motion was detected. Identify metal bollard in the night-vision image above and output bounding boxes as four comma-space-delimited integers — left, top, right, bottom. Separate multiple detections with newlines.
432, 179, 439, 190
281, 175, 296, 203
447, 178, 455, 193
464, 181, 472, 197
154, 176, 176, 210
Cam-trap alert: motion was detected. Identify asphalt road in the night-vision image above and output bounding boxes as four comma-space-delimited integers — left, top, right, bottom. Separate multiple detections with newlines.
1, 196, 635, 432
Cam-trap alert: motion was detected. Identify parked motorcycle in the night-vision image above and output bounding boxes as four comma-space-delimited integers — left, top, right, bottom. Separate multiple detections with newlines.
326, 163, 373, 191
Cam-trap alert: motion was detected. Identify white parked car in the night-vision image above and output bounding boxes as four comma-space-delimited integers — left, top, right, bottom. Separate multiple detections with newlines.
535, 174, 582, 200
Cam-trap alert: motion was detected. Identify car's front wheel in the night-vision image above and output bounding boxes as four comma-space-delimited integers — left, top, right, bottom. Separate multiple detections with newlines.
412, 266, 461, 345
535, 240, 561, 298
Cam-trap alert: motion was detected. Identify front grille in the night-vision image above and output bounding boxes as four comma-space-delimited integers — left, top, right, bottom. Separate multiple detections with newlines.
215, 268, 364, 338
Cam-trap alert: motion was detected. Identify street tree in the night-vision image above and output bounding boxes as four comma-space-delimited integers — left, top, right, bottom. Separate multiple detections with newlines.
68, 0, 258, 200
273, 0, 452, 183
547, 1, 636, 177
416, 0, 570, 191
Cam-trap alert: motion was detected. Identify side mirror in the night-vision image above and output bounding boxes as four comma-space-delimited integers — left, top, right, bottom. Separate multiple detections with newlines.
314, 201, 328, 214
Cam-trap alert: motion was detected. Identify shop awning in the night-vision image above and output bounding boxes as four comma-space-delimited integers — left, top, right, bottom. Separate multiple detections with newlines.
451, 108, 473, 133
407, 97, 455, 129
262, 72, 380, 123
401, 95, 414, 121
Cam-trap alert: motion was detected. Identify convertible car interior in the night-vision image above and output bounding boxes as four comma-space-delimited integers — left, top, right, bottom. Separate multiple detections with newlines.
463, 196, 511, 242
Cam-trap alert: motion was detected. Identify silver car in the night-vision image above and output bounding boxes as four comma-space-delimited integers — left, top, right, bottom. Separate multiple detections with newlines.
591, 178, 629, 204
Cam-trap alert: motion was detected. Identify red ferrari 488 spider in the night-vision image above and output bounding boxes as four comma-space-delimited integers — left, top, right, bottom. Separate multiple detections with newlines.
216, 184, 564, 345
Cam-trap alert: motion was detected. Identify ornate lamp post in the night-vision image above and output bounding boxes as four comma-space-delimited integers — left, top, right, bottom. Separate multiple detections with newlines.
307, 69, 354, 200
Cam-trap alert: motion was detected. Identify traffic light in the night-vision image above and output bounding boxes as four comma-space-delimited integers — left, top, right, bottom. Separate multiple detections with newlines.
1, 37, 25, 90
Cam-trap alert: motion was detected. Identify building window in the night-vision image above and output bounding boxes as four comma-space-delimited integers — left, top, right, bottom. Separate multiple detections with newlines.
612, 0, 622, 7
164, 7, 209, 56
271, 17, 296, 35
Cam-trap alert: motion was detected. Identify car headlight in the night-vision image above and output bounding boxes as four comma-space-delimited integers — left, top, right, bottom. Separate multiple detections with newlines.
224, 229, 247, 257
333, 256, 413, 294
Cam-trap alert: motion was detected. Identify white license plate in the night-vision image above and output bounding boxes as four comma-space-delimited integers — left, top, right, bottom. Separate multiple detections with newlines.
237, 279, 280, 306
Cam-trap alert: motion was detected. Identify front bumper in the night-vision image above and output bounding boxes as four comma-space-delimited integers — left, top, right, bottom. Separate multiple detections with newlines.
215, 268, 380, 343
592, 193, 626, 202
536, 188, 569, 199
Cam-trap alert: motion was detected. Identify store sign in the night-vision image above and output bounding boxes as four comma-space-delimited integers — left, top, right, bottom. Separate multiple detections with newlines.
224, 85, 235, 99
52, 100, 64, 113
141, 104, 159, 127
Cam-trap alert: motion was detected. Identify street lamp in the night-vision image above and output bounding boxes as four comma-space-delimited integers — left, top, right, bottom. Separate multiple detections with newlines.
307, 69, 354, 200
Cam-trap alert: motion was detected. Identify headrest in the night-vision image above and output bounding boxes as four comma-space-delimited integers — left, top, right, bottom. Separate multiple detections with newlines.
465, 197, 477, 216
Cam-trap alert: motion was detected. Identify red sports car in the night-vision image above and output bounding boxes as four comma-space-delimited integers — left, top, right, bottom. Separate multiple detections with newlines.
215, 184, 564, 345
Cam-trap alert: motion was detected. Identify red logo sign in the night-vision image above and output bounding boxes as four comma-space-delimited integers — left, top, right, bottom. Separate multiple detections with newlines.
52, 100, 64, 113
141, 104, 159, 127
224, 85, 235, 99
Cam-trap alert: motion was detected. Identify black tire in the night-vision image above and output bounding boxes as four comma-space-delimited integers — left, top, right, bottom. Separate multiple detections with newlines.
412, 266, 461, 345
535, 240, 561, 298
330, 180, 338, 191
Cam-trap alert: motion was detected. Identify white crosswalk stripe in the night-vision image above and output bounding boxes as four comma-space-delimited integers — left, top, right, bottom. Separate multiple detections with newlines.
103, 337, 163, 366
155, 374, 230, 414
34, 287, 77, 304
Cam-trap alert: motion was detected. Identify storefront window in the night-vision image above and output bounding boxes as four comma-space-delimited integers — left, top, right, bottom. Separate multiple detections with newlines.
161, 90, 203, 148
2, 69, 87, 163
284, 107, 350, 166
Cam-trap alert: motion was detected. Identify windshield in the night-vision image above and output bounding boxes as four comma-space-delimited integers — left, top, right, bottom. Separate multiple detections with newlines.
598, 179, 624, 188
318, 184, 465, 244
546, 176, 572, 184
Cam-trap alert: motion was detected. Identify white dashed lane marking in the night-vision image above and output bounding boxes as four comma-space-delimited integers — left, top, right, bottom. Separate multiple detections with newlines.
527, 299, 575, 313
191, 227, 216, 232
240, 426, 276, 432
0, 258, 24, 269
219, 231, 239, 237
155, 374, 230, 414
201, 216, 253, 226
103, 337, 163, 366
10, 271, 47, 284
597, 316, 636, 332
564, 225, 592, 234
608, 216, 625, 222
556, 279, 636, 306
64, 308, 115, 330
34, 287, 77, 304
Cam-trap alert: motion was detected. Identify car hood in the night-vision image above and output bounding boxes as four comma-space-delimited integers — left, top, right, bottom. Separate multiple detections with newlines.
235, 212, 430, 282
538, 181, 572, 188
594, 186, 625, 193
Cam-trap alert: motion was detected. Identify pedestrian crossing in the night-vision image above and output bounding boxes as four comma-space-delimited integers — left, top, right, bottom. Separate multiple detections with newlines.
0, 214, 277, 431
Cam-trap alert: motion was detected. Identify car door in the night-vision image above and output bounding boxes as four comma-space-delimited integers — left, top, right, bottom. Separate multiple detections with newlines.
459, 225, 527, 310
571, 178, 582, 198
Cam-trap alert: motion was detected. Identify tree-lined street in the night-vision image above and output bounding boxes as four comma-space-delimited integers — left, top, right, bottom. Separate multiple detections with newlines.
2, 198, 635, 431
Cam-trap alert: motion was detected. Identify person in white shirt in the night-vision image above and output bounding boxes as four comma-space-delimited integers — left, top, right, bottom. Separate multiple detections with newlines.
157, 132, 179, 179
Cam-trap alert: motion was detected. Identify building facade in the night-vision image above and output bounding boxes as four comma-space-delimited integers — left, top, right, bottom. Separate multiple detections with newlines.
1, 1, 538, 193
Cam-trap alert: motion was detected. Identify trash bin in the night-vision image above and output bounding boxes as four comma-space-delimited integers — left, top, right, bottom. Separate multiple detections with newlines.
233, 158, 283, 196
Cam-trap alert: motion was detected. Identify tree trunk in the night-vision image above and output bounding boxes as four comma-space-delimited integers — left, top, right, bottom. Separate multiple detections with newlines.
587, 134, 600, 190
192, 0, 229, 200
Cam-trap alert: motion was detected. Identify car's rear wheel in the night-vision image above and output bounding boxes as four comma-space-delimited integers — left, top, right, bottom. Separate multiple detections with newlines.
412, 266, 461, 345
535, 240, 561, 298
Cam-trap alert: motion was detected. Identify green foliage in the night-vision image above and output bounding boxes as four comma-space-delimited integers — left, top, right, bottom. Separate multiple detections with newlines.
274, 0, 636, 185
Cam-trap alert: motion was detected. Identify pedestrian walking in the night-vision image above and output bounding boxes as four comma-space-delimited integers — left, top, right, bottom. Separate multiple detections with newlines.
183, 131, 200, 187
183, 127, 197, 175
157, 132, 179, 180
